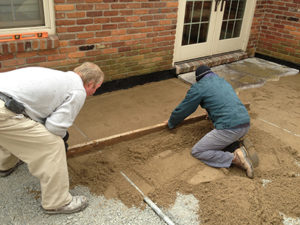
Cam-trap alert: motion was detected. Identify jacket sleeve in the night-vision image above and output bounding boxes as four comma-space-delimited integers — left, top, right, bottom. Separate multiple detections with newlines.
45, 90, 86, 137
168, 84, 201, 129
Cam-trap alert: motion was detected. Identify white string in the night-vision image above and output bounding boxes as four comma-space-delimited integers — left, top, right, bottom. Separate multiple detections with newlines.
258, 118, 300, 138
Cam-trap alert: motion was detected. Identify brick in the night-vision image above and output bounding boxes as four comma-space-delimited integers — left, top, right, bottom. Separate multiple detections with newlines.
67, 26, 85, 32
102, 48, 118, 54
119, 10, 133, 16
134, 9, 149, 15
37, 49, 58, 56
103, 36, 119, 42
69, 39, 86, 45
86, 0, 103, 2
96, 31, 112, 37
59, 47, 78, 53
132, 22, 146, 27
111, 4, 126, 9
112, 42, 125, 47
126, 3, 141, 8
104, 11, 118, 17
77, 19, 94, 25
160, 20, 173, 25
56, 20, 76, 26
76, 4, 93, 10
86, 24, 102, 31
126, 16, 139, 22
103, 24, 118, 30
86, 38, 104, 44
118, 23, 132, 28
111, 29, 126, 35
58, 34, 76, 40
48, 54, 68, 61
111, 17, 126, 23
166, 2, 178, 8
9, 43, 17, 53
67, 12, 85, 18
0, 54, 14, 61
59, 40, 69, 47
95, 4, 109, 10
66, 0, 85, 2
56, 27, 68, 33
55, 5, 75, 11
141, 15, 153, 21
16, 42, 24, 52
77, 33, 95, 39
3, 58, 26, 67
87, 11, 103, 17
119, 35, 132, 41
56, 13, 66, 19
26, 57, 46, 64
68, 52, 85, 58
94, 18, 110, 24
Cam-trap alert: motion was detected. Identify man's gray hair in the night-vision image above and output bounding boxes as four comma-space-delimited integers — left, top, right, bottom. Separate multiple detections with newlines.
74, 62, 104, 85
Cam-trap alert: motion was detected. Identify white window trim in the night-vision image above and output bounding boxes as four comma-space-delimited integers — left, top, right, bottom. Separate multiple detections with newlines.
0, 0, 55, 36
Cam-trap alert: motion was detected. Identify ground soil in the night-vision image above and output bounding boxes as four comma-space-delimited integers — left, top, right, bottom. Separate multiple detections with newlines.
68, 74, 300, 225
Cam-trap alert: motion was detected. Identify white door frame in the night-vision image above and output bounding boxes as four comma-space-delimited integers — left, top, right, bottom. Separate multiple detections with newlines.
173, 0, 257, 64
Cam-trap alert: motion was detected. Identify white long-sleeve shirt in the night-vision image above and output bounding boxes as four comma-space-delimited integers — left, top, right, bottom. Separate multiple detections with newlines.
0, 67, 86, 137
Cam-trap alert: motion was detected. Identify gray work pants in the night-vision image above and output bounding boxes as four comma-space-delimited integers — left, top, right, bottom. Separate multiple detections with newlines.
191, 126, 250, 168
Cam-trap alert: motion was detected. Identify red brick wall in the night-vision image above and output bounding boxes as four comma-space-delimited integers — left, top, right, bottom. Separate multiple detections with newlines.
0, 0, 178, 81
1, 1, 298, 78
248, 0, 300, 64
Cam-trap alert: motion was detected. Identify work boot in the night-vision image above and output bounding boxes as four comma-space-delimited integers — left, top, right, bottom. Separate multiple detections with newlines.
232, 147, 254, 179
43, 196, 88, 215
0, 161, 24, 177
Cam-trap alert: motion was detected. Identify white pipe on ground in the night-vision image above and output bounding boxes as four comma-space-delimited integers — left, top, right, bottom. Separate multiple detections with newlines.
120, 171, 175, 225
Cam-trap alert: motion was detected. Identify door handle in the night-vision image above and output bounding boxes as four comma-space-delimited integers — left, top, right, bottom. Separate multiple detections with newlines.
215, 0, 221, 11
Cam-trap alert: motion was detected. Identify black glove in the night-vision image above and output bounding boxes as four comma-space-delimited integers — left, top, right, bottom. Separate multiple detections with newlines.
63, 131, 69, 152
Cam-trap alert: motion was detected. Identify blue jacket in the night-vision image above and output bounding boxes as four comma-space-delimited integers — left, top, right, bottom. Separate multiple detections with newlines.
168, 72, 250, 129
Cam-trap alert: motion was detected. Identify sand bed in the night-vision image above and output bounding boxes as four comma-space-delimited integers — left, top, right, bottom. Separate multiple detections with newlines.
68, 119, 300, 225
67, 74, 300, 224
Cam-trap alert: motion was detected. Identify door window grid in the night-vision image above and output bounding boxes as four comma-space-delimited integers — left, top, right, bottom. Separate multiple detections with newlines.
220, 0, 246, 40
182, 0, 212, 46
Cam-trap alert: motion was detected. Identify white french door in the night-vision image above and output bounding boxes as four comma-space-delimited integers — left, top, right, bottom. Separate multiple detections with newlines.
173, 0, 257, 62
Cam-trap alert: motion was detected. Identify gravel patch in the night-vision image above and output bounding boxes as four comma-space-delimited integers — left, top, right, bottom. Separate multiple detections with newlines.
0, 164, 200, 225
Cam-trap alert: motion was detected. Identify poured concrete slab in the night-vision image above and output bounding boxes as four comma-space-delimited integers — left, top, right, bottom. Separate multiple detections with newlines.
179, 57, 299, 91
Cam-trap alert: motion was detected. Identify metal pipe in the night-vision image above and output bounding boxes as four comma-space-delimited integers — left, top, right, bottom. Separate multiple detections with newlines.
120, 171, 175, 225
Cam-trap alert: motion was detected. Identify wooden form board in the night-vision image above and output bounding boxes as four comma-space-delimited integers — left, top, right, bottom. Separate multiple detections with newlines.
67, 103, 250, 157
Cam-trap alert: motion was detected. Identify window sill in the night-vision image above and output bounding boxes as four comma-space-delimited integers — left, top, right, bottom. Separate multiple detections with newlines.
0, 35, 59, 55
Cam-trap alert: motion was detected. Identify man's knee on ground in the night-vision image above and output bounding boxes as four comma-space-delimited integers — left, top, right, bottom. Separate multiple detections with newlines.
191, 147, 205, 159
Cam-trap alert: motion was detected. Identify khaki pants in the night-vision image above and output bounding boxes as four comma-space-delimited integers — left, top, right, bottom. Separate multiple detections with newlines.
0, 100, 72, 210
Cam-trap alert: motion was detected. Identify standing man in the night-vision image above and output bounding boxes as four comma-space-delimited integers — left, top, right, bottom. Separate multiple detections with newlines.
167, 65, 254, 178
0, 62, 104, 214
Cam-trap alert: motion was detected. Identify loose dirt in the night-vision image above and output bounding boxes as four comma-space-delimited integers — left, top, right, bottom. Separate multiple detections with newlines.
68, 74, 300, 225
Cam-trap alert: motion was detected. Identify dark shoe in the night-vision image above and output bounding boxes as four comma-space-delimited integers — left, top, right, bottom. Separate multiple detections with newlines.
233, 147, 254, 179
43, 196, 88, 215
0, 161, 24, 177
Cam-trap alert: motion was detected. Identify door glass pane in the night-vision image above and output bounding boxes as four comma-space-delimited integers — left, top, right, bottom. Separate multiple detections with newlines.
182, 0, 212, 46
219, 0, 246, 40
182, 25, 191, 45
190, 24, 200, 44
0, 0, 45, 29
184, 2, 193, 23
